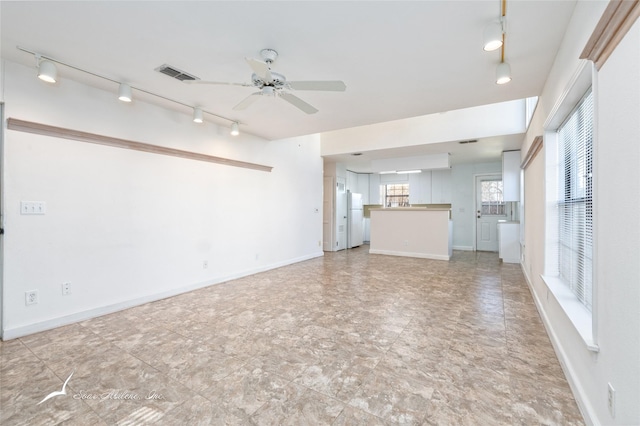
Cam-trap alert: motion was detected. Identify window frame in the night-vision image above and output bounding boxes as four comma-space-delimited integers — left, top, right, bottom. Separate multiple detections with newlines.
557, 89, 594, 312
541, 61, 599, 352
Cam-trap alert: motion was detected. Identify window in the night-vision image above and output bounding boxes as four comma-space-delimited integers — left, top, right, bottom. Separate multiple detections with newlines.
480, 180, 505, 215
380, 183, 409, 207
557, 90, 593, 311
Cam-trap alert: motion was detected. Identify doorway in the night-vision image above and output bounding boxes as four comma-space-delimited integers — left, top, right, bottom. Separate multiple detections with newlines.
0, 103, 4, 338
475, 174, 507, 252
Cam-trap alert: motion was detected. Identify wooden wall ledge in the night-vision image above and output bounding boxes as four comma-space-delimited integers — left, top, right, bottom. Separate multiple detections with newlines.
6, 118, 273, 173
581, 0, 640, 70
521, 135, 543, 169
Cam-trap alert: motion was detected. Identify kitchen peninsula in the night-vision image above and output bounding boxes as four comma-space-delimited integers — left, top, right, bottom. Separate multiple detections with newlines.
369, 207, 452, 260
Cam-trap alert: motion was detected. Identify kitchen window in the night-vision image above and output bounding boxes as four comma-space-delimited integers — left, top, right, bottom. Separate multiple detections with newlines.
380, 183, 409, 207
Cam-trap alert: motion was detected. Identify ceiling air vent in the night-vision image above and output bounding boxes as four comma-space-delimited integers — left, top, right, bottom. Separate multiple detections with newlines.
458, 139, 478, 144
154, 64, 199, 81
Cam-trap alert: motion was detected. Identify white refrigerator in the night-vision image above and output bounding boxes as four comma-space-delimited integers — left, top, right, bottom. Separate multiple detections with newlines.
347, 191, 364, 248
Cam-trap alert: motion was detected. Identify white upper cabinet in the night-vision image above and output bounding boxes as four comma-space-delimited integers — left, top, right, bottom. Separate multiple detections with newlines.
356, 173, 370, 204
431, 169, 452, 204
502, 150, 521, 202
369, 173, 381, 204
408, 171, 432, 204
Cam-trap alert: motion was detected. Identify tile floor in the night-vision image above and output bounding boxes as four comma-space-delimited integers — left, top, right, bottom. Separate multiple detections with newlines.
0, 248, 585, 425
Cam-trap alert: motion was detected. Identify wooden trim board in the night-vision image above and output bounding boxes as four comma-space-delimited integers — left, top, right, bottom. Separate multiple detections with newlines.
521, 135, 543, 169
580, 0, 640, 70
6, 118, 273, 172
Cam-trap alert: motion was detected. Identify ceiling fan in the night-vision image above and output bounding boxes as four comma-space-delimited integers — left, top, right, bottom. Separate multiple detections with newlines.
186, 49, 346, 114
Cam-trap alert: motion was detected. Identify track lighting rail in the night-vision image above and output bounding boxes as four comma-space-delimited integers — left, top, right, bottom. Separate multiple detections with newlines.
16, 46, 242, 132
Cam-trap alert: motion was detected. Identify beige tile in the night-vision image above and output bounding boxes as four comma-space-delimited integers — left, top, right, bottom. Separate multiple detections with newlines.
202, 358, 292, 421
509, 377, 585, 425
348, 356, 436, 424
249, 385, 344, 425
0, 248, 585, 425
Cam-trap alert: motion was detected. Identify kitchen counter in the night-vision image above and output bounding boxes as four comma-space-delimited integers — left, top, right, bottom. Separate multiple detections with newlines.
369, 208, 452, 260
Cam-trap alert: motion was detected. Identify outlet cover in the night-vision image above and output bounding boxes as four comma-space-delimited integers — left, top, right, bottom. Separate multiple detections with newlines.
62, 282, 71, 296
25, 290, 38, 305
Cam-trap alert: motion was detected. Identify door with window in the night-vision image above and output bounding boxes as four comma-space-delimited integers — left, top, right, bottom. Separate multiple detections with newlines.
476, 175, 507, 251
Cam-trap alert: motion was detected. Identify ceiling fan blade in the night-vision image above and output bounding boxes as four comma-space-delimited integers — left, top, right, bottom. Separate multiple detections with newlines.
287, 81, 346, 91
245, 58, 272, 82
184, 80, 252, 87
279, 92, 319, 114
233, 92, 262, 111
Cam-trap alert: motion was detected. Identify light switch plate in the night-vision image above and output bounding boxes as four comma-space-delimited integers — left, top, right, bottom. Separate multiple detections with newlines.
20, 201, 46, 215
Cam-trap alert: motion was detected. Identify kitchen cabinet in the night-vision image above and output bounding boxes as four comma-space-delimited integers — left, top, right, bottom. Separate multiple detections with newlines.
431, 169, 452, 204
498, 222, 521, 263
369, 173, 381, 204
502, 150, 521, 202
408, 171, 432, 204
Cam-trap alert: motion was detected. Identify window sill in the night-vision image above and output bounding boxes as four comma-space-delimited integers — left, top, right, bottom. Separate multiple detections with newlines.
541, 275, 599, 352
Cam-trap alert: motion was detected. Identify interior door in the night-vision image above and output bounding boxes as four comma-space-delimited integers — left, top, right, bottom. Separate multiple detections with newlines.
476, 175, 506, 252
322, 176, 334, 251
335, 178, 347, 251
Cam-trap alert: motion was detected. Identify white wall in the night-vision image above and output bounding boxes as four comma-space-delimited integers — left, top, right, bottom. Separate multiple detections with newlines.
521, 1, 640, 424
321, 100, 525, 156
1, 60, 324, 339
450, 162, 502, 250
591, 17, 640, 425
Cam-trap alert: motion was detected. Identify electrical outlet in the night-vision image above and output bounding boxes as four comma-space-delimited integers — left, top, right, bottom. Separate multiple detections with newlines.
608, 383, 615, 417
202, 261, 208, 269
25, 290, 38, 305
62, 282, 71, 296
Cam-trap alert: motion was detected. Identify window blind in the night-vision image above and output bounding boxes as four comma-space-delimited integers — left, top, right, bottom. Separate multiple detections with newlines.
557, 90, 594, 311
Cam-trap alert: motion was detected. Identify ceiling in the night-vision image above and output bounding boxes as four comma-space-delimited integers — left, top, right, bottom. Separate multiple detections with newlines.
1, 1, 577, 168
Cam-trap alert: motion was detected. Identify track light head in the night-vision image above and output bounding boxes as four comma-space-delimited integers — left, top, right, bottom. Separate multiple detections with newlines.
483, 19, 504, 52
496, 61, 512, 84
118, 83, 132, 102
37, 59, 57, 83
193, 107, 203, 123
230, 122, 239, 136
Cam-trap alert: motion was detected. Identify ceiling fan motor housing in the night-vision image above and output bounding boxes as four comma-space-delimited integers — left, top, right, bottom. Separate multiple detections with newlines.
251, 71, 286, 88
260, 48, 278, 63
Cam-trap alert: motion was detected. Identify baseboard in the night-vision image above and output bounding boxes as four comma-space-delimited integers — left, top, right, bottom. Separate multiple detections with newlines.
452, 245, 473, 251
2, 251, 324, 340
520, 263, 597, 426
368, 249, 450, 261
